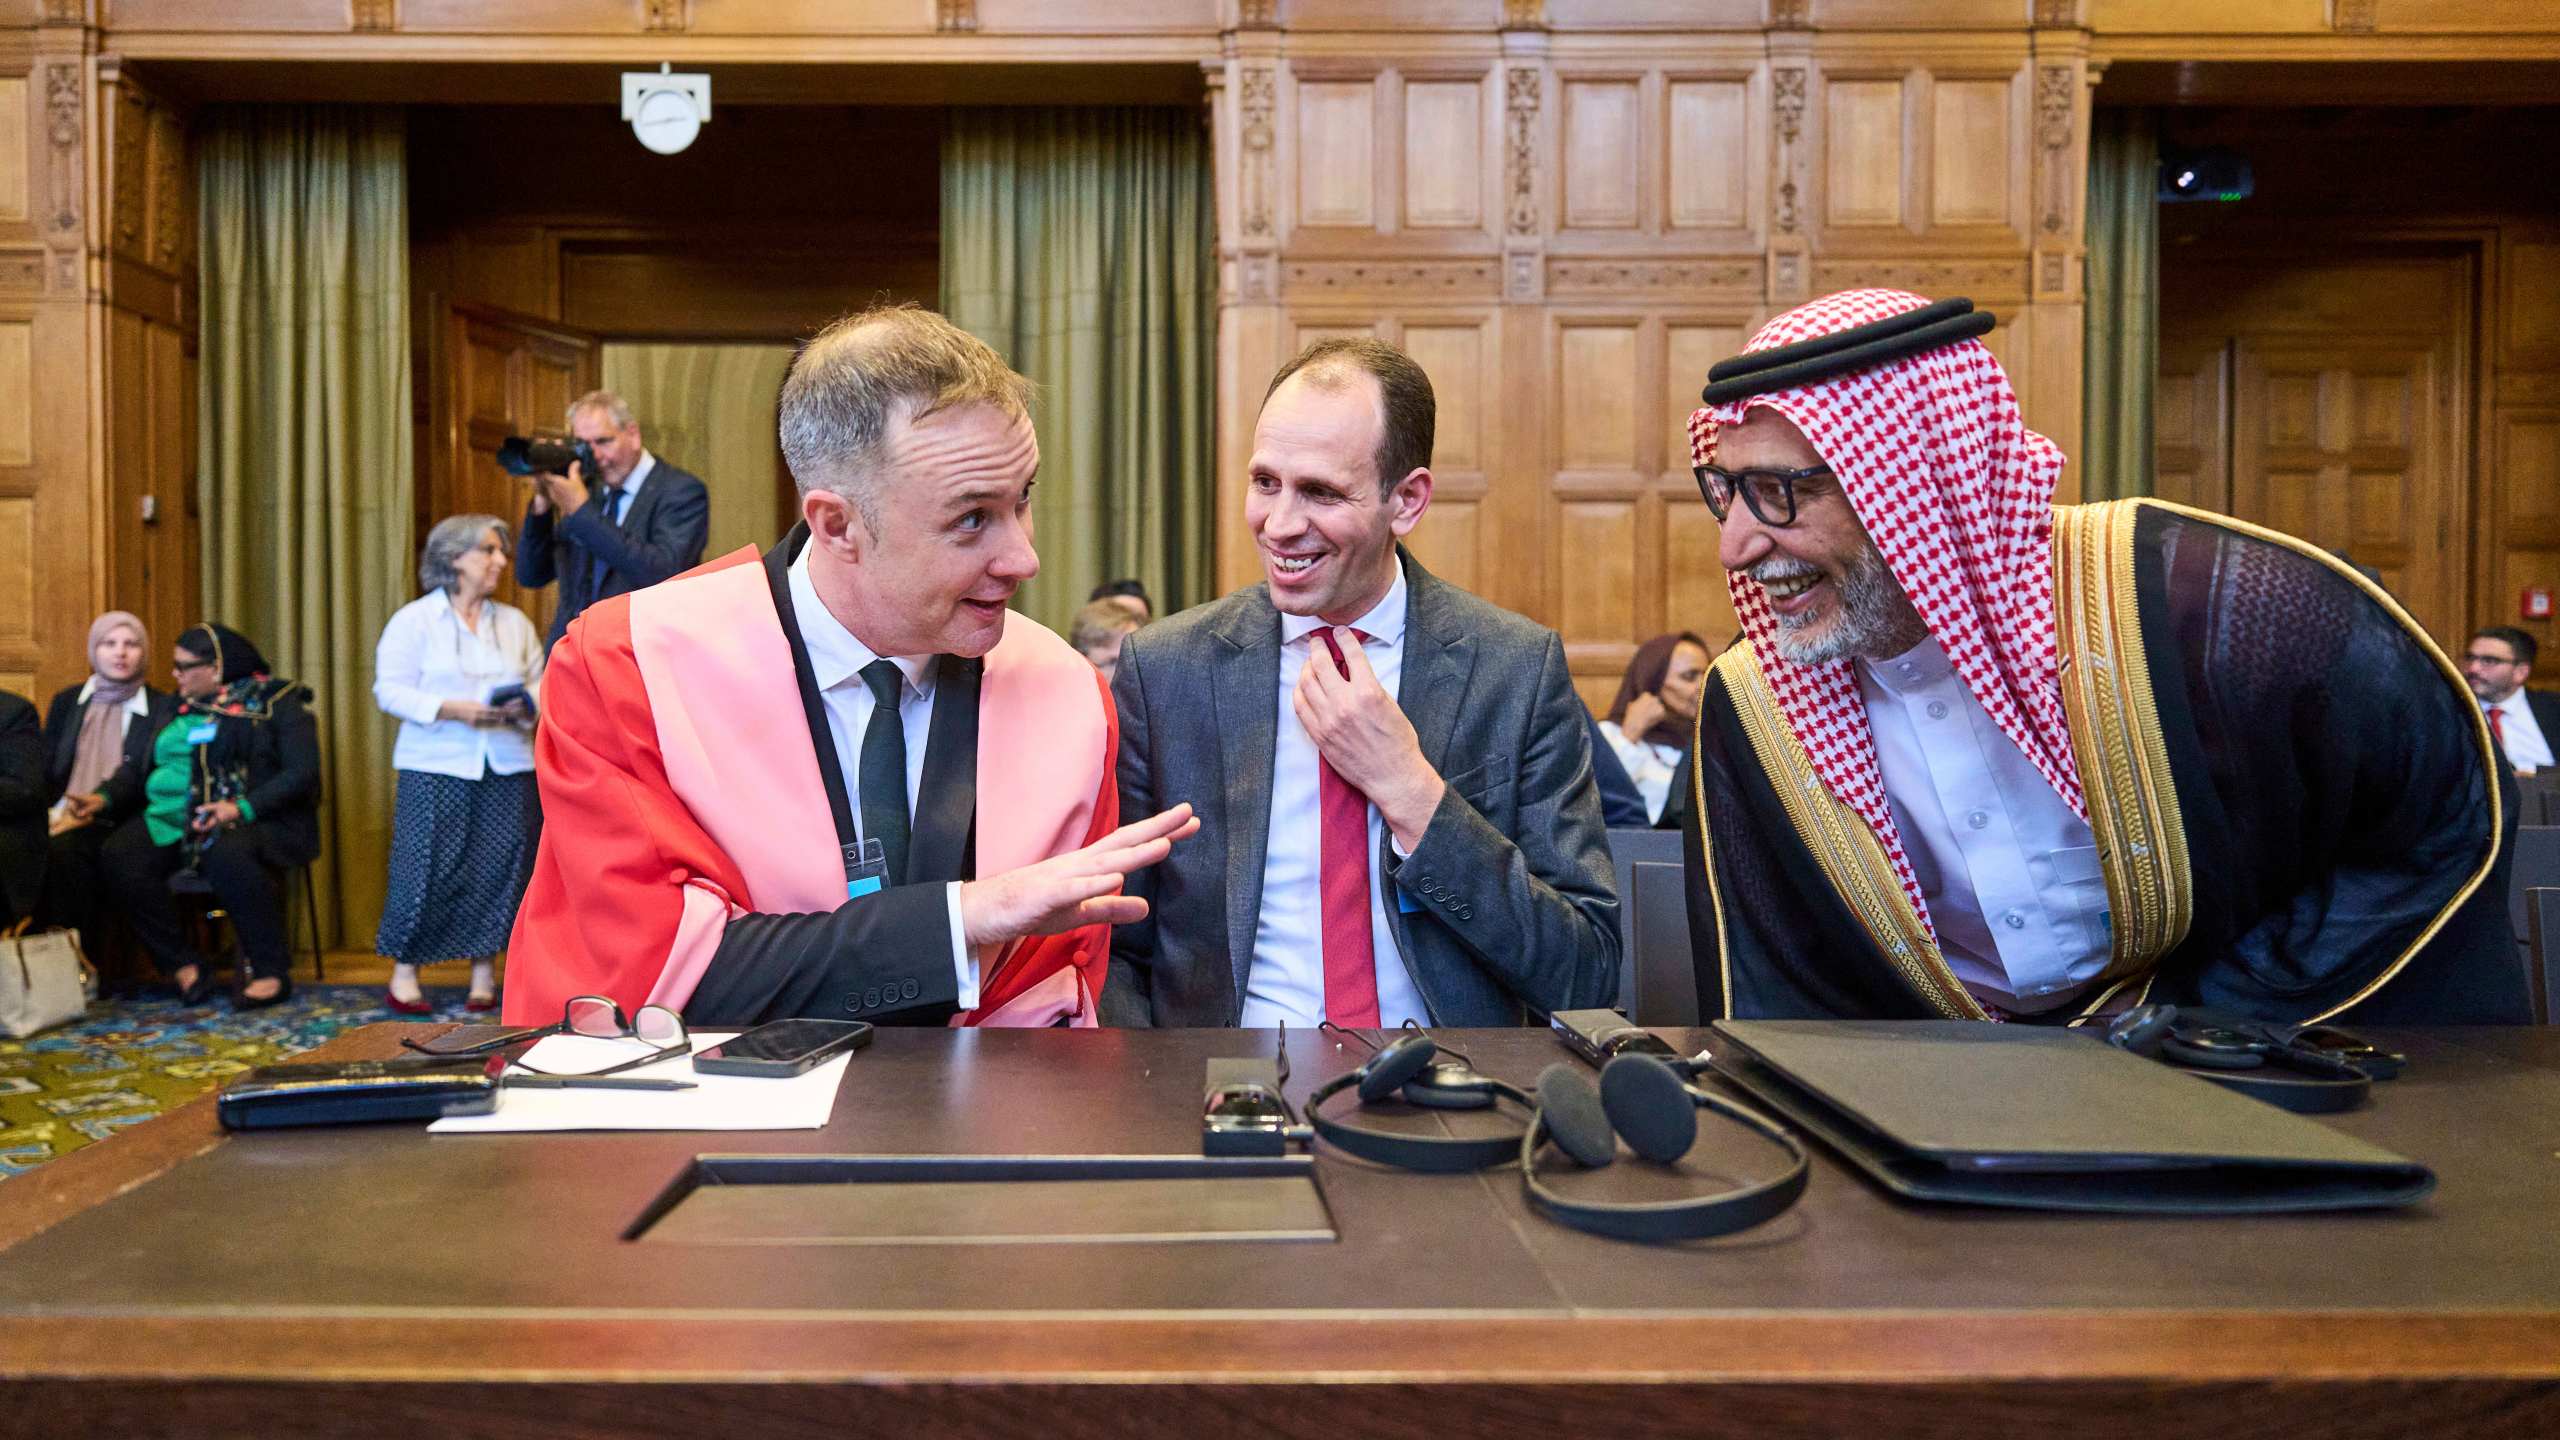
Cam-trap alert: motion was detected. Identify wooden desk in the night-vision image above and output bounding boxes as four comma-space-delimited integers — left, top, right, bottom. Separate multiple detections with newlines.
0, 1024, 2555, 1438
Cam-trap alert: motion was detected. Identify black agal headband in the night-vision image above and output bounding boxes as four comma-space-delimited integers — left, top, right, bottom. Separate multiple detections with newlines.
1700, 296, 1997, 405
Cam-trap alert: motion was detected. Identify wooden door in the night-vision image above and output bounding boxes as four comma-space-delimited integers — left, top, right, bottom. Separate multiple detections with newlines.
425, 304, 600, 635
2229, 338, 2459, 640
2157, 250, 2473, 648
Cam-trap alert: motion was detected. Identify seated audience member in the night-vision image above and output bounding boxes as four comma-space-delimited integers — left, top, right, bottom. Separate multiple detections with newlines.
1070, 597, 1146, 683
516, 390, 711, 651
1683, 289, 2520, 1025
1585, 712, 1651, 828
1089, 578, 1153, 622
1106, 338, 1619, 1027
373, 515, 545, 1015
2464, 626, 2557, 777
0, 690, 40, 930
68, 624, 320, 1009
39, 612, 177, 955
505, 303, 1197, 1029
1599, 632, 1711, 824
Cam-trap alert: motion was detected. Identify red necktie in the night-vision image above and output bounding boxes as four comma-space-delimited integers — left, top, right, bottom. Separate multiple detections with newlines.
2489, 706, 2506, 750
1315, 626, 1381, 1028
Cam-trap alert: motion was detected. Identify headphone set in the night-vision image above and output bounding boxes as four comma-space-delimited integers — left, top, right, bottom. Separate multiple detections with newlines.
1302, 1025, 1810, 1242
2103, 1003, 2405, 1114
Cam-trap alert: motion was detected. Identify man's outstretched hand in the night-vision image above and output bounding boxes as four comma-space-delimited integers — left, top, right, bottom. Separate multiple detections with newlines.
959, 803, 1199, 948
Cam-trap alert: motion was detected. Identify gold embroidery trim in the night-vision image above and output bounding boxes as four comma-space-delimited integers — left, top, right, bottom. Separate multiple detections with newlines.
1716, 647, 1986, 1020
2051, 500, 2194, 989
1688, 700, 1734, 1019
2126, 499, 2504, 1026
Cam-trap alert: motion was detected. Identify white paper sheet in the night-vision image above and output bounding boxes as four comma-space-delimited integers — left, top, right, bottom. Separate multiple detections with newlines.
427, 1032, 850, 1133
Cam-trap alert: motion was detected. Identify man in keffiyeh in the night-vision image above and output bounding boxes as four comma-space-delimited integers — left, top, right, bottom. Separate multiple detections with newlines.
1682, 288, 2523, 1025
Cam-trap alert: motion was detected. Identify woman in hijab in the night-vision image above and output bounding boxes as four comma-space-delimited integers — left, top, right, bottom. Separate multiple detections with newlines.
67, 623, 321, 1008
1599, 632, 1712, 824
38, 612, 177, 955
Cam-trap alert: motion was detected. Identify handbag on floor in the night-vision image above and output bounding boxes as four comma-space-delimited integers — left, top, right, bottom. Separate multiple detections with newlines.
0, 918, 98, 1038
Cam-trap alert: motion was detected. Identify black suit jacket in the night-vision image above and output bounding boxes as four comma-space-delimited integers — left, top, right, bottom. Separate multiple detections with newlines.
93, 686, 324, 867
517, 457, 711, 648
0, 693, 44, 922
43, 683, 176, 803
2528, 690, 2560, 764
1104, 550, 1620, 1027
675, 525, 983, 1027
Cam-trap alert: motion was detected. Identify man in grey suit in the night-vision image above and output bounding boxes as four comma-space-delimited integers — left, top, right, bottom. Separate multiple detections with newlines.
1104, 339, 1619, 1027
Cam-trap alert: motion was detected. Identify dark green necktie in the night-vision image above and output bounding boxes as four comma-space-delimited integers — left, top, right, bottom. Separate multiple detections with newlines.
857, 659, 911, 884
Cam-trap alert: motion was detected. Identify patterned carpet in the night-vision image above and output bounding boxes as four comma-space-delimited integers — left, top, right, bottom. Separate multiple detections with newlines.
0, 985, 490, 1178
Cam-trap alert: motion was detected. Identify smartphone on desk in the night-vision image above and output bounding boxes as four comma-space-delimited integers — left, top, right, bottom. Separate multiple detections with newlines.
1551, 1008, 1681, 1067
691, 1018, 874, 1077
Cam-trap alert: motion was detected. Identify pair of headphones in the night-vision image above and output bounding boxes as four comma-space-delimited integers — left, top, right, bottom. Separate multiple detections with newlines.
2103, 1003, 2398, 1114
1305, 1027, 1809, 1241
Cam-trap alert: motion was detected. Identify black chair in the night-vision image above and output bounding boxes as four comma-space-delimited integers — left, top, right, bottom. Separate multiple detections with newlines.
2526, 887, 2560, 1026
2523, 773, 2560, 828
1601, 828, 1708, 1026
175, 860, 325, 987
2510, 826, 2560, 952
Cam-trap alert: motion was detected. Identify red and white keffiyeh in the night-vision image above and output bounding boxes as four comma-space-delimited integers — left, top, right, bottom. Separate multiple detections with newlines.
1686, 288, 2080, 940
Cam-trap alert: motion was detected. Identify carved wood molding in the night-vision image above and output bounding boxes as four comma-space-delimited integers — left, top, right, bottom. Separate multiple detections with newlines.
1506, 68, 1541, 238
2036, 64, 2076, 236
1772, 66, 1806, 236
1282, 259, 1501, 299
1546, 258, 1761, 297
1500, 0, 1545, 29
46, 63, 81, 241
643, 0, 689, 31
2033, 0, 2080, 25
41, 0, 86, 25
1810, 257, 2030, 299
1239, 65, 1276, 240
112, 93, 146, 255
1768, 0, 1810, 30
1235, 252, 1277, 304
1506, 252, 1540, 303
936, 0, 976, 32
0, 249, 46, 298
1237, 0, 1279, 29
2330, 0, 2378, 33
351, 0, 396, 31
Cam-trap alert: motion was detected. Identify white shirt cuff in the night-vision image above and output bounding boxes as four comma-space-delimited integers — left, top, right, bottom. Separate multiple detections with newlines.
945, 882, 979, 1011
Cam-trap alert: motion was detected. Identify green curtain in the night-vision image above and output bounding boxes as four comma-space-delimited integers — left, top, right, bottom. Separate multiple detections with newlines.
197, 107, 412, 950
602, 343, 798, 563
2081, 107, 2158, 502
941, 108, 1214, 627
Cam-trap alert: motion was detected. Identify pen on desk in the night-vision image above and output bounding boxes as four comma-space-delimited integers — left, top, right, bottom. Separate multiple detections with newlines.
503, 1076, 698, 1092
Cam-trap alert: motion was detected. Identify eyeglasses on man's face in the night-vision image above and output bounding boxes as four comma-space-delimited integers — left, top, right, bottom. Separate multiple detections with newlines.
1694, 463, 1835, 528
2462, 651, 2522, 670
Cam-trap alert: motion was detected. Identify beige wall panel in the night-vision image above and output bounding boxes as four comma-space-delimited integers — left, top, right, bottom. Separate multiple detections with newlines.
1929, 78, 2012, 229
0, 320, 26, 469
1544, 0, 1765, 26
0, 672, 27, 701
1663, 502, 1741, 648
1664, 323, 1746, 462
0, 496, 28, 649
1824, 80, 1905, 229
2501, 238, 2560, 369
1557, 500, 1637, 643
1408, 496, 1480, 596
103, 0, 345, 29
1555, 323, 1640, 473
1295, 81, 1378, 231
1561, 80, 1644, 232
1666, 80, 1750, 233
969, 0, 1221, 30
2082, 0, 2328, 32
1402, 80, 1483, 232
0, 78, 24, 226
1403, 323, 1485, 475
2351, 370, 2409, 449
1291, 321, 1380, 349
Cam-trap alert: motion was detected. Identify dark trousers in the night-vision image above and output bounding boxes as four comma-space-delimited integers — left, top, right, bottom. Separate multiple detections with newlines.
98, 820, 291, 984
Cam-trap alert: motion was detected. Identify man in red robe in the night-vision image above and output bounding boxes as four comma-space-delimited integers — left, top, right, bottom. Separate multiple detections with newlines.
506, 304, 1196, 1029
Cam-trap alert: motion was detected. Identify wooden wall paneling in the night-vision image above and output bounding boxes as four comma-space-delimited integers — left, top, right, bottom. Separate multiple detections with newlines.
1663, 66, 1761, 245
1816, 67, 1908, 234
434, 305, 597, 630
2153, 339, 2232, 514
95, 60, 194, 670
1397, 313, 1497, 600
1558, 71, 1645, 234
1290, 64, 1383, 236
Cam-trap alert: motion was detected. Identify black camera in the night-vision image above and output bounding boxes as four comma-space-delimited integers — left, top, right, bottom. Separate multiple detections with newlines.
495, 435, 603, 482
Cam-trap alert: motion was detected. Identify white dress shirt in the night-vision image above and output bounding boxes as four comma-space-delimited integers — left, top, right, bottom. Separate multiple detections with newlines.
2488, 688, 2554, 773
788, 544, 976, 1008
1597, 719, 1682, 824
1242, 560, 1433, 1029
373, 589, 545, 779
76, 677, 151, 737
1856, 637, 2112, 1013
604, 450, 655, 514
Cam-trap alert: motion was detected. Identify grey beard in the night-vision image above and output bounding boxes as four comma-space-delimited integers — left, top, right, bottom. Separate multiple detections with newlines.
1766, 544, 1928, 666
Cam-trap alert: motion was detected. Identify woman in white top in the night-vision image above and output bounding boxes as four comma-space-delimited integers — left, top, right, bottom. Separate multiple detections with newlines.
372, 514, 544, 1014
1597, 632, 1712, 824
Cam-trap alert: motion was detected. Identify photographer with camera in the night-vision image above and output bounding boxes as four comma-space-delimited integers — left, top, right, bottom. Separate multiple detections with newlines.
515, 390, 710, 650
